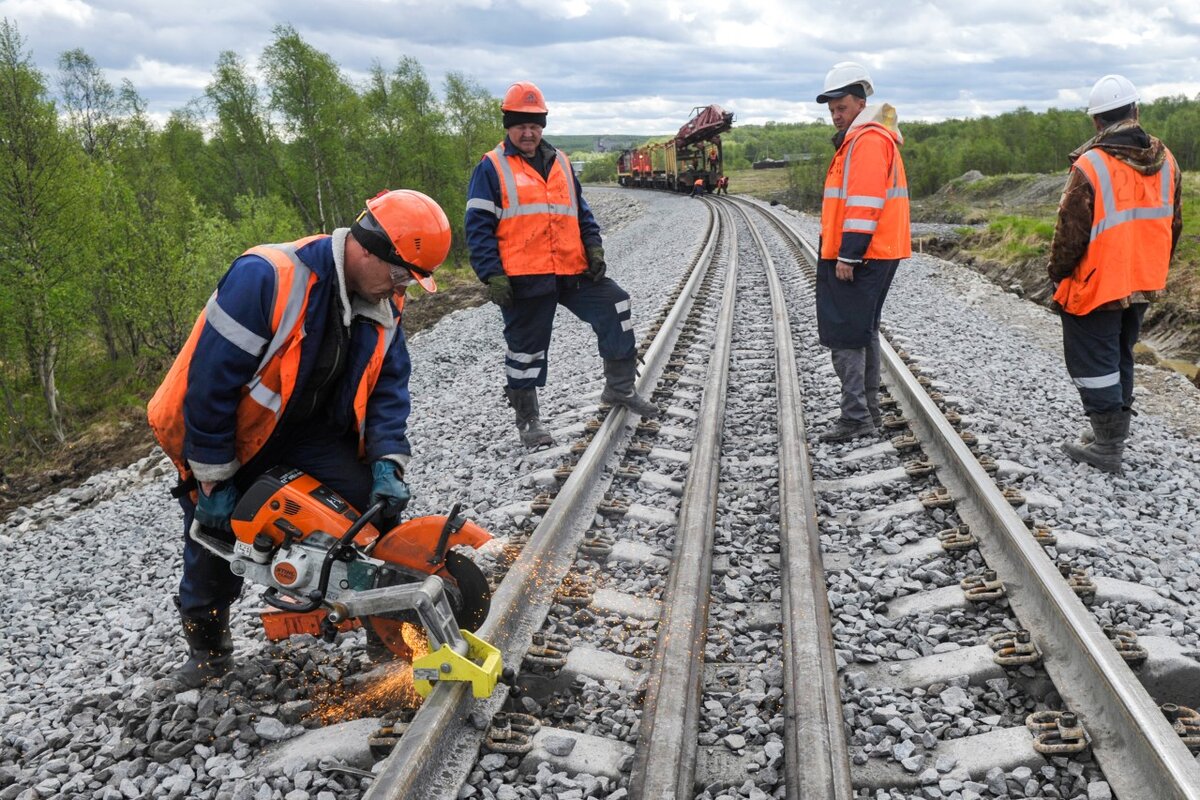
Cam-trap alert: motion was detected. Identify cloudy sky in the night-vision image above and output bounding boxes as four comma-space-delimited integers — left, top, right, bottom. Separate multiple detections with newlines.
3, 0, 1199, 134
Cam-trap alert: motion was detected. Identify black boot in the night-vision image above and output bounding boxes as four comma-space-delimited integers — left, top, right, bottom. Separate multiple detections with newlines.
175, 604, 234, 689
600, 358, 659, 417
504, 387, 554, 449
1062, 411, 1129, 474
820, 417, 876, 442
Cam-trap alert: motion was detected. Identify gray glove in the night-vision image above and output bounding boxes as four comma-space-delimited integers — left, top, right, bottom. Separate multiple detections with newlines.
584, 247, 607, 281
486, 275, 513, 308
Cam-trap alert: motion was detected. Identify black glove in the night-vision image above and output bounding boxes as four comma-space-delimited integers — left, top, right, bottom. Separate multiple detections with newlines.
370, 460, 411, 517
486, 275, 513, 308
195, 482, 239, 531
584, 247, 607, 281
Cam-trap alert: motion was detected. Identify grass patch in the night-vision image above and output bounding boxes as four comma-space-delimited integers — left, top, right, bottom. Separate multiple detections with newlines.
724, 166, 792, 199
971, 214, 1055, 260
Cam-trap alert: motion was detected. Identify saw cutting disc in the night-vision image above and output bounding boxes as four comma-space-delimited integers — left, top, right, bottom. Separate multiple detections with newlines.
366, 551, 492, 660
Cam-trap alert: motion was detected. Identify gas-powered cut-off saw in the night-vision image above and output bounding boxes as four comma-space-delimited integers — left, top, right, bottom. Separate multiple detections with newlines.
189, 465, 502, 698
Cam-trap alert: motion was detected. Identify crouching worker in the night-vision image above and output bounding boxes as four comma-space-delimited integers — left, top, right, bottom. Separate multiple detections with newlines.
147, 189, 451, 688
1049, 74, 1182, 474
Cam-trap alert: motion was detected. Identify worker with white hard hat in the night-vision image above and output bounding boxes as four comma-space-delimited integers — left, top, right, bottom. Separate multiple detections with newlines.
1048, 74, 1183, 473
813, 61, 912, 443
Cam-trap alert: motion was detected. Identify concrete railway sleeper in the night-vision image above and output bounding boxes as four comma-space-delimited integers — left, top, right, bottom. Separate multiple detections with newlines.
741, 196, 1200, 800
359, 200, 729, 798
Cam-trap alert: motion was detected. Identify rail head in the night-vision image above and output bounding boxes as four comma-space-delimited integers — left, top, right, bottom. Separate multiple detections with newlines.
364, 203, 722, 800
773, 209, 1200, 800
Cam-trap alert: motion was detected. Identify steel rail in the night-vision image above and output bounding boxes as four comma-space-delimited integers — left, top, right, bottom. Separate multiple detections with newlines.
630, 199, 739, 799
729, 198, 855, 799
364, 203, 724, 800
767, 210, 1200, 800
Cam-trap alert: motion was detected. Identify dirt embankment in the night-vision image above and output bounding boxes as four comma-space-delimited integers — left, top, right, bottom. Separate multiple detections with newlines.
913, 171, 1200, 387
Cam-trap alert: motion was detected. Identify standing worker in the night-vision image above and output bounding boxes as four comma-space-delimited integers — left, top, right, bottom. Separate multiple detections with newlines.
815, 62, 911, 442
1049, 75, 1181, 474
465, 81, 657, 449
148, 189, 451, 688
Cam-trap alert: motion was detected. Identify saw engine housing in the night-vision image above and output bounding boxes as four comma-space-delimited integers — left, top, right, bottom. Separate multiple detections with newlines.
190, 466, 494, 660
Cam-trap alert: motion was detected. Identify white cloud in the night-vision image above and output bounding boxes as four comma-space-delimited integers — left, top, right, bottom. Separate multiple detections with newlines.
0, 0, 93, 25
3, 0, 1198, 132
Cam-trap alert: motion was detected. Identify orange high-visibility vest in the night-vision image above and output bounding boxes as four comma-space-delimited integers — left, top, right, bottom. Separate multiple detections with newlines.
484, 144, 587, 277
147, 236, 401, 481
1053, 148, 1176, 315
821, 123, 911, 261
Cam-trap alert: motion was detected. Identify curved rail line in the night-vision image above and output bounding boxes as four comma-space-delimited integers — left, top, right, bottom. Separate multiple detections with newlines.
630, 198, 852, 798
362, 204, 724, 800
741, 196, 1200, 800
360, 193, 1200, 800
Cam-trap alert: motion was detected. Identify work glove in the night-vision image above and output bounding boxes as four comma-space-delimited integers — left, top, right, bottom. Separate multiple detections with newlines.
195, 482, 239, 532
370, 459, 411, 517
485, 274, 513, 309
584, 246, 607, 281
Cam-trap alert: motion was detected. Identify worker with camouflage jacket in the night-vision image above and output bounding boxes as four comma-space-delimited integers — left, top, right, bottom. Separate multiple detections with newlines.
1048, 74, 1182, 474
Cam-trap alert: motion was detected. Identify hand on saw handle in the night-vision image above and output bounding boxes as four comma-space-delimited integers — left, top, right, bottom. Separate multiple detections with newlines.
195, 481, 239, 531
370, 460, 411, 525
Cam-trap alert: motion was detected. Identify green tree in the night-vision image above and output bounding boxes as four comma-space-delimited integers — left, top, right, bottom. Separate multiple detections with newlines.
261, 24, 360, 230
0, 19, 91, 441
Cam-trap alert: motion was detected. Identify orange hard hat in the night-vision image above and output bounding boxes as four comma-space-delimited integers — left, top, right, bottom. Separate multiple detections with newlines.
354, 189, 451, 293
502, 81, 547, 113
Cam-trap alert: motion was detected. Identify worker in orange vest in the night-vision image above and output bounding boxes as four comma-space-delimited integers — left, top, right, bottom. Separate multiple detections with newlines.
147, 190, 451, 687
815, 62, 911, 442
1049, 75, 1182, 473
692, 177, 705, 197
465, 81, 657, 449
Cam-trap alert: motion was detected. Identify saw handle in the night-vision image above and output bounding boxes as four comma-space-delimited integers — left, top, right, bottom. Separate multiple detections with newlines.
261, 500, 386, 614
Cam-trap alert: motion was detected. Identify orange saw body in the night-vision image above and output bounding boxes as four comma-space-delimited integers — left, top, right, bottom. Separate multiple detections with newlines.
191, 466, 494, 662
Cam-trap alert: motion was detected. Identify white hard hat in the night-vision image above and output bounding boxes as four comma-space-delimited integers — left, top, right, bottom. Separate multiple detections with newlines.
1087, 74, 1139, 116
817, 61, 874, 103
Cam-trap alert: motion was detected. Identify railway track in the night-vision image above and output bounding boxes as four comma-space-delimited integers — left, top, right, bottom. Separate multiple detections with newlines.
346, 193, 1200, 800
8, 190, 1199, 800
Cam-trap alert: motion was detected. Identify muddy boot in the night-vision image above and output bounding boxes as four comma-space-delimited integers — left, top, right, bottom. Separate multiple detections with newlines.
1062, 411, 1129, 474
600, 358, 659, 417
820, 417, 876, 443
504, 387, 554, 449
175, 605, 234, 689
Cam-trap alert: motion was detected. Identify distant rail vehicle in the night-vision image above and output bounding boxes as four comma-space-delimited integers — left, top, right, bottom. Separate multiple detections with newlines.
617, 104, 734, 193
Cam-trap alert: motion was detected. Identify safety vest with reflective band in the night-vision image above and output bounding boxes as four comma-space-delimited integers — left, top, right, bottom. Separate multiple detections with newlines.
477, 144, 587, 277
1053, 148, 1176, 315
147, 236, 402, 481
820, 123, 912, 261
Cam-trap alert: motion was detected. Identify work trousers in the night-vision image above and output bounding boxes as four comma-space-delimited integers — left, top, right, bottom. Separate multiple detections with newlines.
830, 334, 884, 424
501, 276, 636, 390
1060, 303, 1146, 415
177, 426, 372, 618
816, 259, 898, 422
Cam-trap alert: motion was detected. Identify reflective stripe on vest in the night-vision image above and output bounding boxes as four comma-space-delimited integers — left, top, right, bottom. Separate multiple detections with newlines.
1052, 148, 1175, 315
147, 235, 397, 479
820, 124, 912, 261
1078, 149, 1174, 238
485, 144, 588, 277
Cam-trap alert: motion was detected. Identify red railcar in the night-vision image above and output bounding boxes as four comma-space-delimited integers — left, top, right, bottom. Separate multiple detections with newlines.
617, 104, 734, 192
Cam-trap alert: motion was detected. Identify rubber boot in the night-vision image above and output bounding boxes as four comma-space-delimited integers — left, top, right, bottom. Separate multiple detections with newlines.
1062, 411, 1129, 474
1079, 405, 1134, 444
600, 358, 659, 417
504, 387, 554, 449
175, 605, 234, 689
